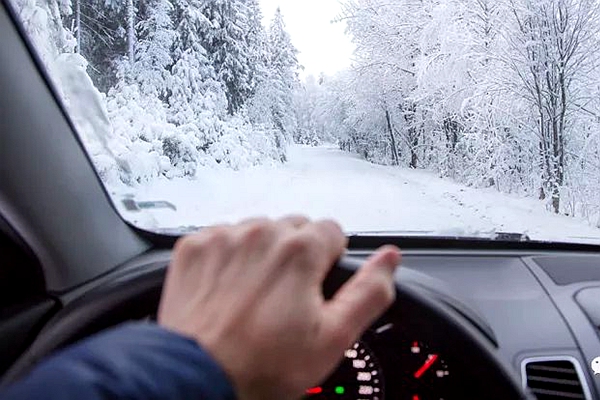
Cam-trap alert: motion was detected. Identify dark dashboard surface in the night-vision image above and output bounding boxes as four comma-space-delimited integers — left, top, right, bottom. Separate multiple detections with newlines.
361, 249, 600, 399
28, 247, 600, 399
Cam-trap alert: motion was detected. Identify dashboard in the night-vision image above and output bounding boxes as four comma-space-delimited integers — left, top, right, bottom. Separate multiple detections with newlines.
302, 249, 600, 400
6, 248, 600, 399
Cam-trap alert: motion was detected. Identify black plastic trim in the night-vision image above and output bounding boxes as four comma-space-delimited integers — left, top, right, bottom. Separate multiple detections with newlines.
132, 225, 600, 253
0, 0, 150, 290
1, 0, 144, 233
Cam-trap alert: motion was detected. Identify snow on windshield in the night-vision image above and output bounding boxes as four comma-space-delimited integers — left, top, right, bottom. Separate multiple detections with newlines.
8, 0, 600, 243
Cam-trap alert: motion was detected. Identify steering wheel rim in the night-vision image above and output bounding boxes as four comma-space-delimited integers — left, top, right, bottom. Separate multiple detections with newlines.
2, 257, 534, 399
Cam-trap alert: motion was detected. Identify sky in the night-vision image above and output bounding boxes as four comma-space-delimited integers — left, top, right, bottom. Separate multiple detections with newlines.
259, 0, 354, 78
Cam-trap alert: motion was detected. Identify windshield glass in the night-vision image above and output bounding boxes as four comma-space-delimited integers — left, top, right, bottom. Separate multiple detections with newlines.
8, 0, 600, 243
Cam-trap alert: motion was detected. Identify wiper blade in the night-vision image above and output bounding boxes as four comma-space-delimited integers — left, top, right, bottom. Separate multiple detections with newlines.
155, 225, 204, 235
492, 232, 531, 242
347, 230, 531, 242
122, 198, 177, 212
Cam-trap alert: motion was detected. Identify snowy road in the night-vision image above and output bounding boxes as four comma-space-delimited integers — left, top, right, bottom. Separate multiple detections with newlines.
121, 145, 600, 243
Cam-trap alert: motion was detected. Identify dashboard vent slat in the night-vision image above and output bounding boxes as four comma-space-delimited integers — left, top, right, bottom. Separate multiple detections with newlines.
530, 388, 584, 399
528, 376, 582, 386
523, 359, 589, 400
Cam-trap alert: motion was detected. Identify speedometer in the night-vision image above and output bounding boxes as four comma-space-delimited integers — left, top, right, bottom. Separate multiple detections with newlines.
400, 340, 450, 400
303, 341, 384, 399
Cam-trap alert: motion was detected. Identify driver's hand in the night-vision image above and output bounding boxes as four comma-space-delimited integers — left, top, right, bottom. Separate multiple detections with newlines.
158, 217, 400, 400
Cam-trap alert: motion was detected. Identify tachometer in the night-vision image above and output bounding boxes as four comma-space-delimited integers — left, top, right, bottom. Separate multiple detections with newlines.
303, 341, 384, 399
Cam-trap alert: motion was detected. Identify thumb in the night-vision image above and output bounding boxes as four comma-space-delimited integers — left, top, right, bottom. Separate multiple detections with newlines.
322, 246, 401, 349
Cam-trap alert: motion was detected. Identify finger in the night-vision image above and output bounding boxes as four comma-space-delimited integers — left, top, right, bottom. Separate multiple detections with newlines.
234, 218, 275, 253
229, 220, 279, 277
238, 216, 271, 227
297, 220, 348, 275
174, 225, 234, 268
279, 215, 311, 229
168, 227, 236, 299
316, 220, 349, 277
323, 246, 401, 347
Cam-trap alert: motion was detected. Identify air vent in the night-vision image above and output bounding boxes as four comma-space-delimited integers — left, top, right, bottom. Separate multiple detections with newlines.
522, 358, 590, 399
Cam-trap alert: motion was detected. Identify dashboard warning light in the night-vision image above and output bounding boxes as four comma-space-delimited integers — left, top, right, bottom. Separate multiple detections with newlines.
411, 341, 421, 354
306, 387, 323, 395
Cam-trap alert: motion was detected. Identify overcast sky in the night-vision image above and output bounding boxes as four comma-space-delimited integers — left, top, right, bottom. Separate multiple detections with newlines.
259, 0, 354, 77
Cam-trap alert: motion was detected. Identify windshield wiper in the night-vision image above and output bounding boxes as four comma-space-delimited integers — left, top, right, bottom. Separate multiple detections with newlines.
347, 230, 531, 242
122, 198, 177, 212
492, 232, 531, 242
152, 227, 533, 243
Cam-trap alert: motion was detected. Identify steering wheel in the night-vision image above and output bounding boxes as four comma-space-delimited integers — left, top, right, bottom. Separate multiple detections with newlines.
1, 257, 534, 399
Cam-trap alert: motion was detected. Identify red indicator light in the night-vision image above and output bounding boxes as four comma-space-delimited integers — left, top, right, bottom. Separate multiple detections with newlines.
306, 387, 323, 395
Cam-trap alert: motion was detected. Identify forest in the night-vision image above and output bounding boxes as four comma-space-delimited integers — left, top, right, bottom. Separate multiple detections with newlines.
11, 0, 300, 182
296, 0, 600, 226
9, 0, 600, 228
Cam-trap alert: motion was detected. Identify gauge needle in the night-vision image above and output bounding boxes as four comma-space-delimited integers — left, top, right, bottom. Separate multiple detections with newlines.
414, 354, 439, 378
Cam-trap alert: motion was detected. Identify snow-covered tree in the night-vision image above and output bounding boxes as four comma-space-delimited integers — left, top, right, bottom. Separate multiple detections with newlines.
194, 0, 256, 115
169, 0, 227, 129
497, 0, 600, 213
131, 0, 175, 98
245, 8, 300, 158
266, 7, 300, 138
245, 0, 269, 94
61, 0, 131, 91
304, 0, 600, 223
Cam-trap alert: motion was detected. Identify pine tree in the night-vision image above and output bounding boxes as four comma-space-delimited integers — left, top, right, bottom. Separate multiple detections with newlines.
166, 0, 228, 160
245, 0, 268, 94
266, 7, 300, 139
169, 48, 226, 125
133, 0, 176, 98
196, 0, 255, 115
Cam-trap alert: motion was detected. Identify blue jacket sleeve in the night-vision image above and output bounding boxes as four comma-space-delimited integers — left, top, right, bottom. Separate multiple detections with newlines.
0, 323, 236, 400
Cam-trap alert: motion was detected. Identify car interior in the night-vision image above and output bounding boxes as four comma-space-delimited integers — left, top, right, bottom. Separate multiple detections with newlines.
1, 0, 600, 399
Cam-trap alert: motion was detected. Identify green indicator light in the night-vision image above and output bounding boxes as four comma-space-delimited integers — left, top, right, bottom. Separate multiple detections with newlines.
335, 386, 345, 395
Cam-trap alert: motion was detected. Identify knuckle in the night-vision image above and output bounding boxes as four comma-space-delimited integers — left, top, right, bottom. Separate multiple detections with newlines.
282, 231, 328, 268
242, 220, 273, 243
203, 226, 232, 249
241, 216, 268, 223
280, 232, 315, 257
281, 215, 310, 227
315, 220, 345, 250
175, 226, 232, 260
297, 231, 320, 252
173, 235, 205, 262
319, 219, 344, 237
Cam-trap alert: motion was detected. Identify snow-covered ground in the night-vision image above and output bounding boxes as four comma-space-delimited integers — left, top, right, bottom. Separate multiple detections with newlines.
115, 145, 600, 244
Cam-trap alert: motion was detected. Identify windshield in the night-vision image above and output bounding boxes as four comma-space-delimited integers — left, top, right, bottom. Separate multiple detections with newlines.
8, 0, 600, 244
